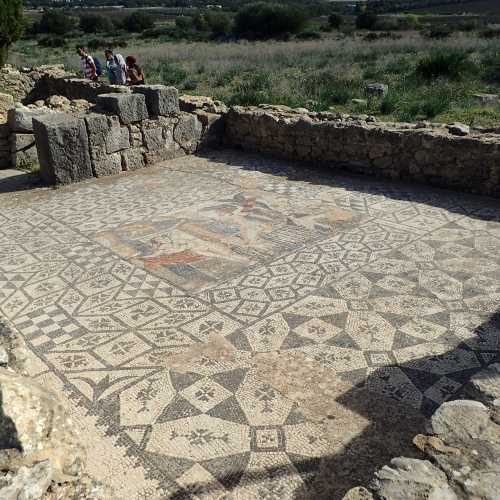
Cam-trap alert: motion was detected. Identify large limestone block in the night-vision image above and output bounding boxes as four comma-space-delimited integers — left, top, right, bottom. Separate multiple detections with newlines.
173, 113, 202, 153
8, 104, 53, 133
96, 93, 148, 125
133, 85, 179, 116
33, 113, 93, 185
466, 363, 500, 408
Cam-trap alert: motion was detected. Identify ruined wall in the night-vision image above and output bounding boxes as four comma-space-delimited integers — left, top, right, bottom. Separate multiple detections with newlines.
225, 105, 500, 198
31, 86, 224, 185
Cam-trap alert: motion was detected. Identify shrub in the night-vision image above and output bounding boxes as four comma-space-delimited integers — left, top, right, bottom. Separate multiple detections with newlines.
480, 29, 500, 39
175, 16, 193, 31
87, 38, 108, 50
234, 2, 307, 39
79, 14, 114, 34
424, 28, 451, 39
416, 51, 471, 81
204, 11, 231, 38
380, 93, 399, 115
0, 0, 24, 66
296, 30, 321, 40
122, 12, 154, 33
150, 62, 188, 86
38, 35, 67, 48
193, 12, 209, 31
356, 12, 378, 30
35, 10, 77, 36
482, 52, 500, 83
328, 13, 343, 30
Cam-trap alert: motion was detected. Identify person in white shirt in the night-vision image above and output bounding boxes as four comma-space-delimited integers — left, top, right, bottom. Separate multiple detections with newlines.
104, 49, 127, 85
76, 46, 97, 81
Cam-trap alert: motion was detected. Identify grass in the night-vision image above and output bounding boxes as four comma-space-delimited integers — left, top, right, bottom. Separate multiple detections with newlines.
9, 31, 500, 126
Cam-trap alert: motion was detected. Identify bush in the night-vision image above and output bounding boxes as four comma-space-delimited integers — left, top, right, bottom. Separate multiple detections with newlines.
328, 13, 343, 30
35, 10, 77, 36
482, 52, 500, 83
193, 12, 208, 31
79, 14, 114, 34
416, 51, 471, 81
356, 12, 378, 30
122, 12, 154, 33
0, 0, 24, 66
204, 11, 231, 38
38, 35, 67, 48
296, 30, 321, 40
234, 2, 307, 39
424, 28, 451, 39
175, 16, 193, 31
380, 92, 399, 115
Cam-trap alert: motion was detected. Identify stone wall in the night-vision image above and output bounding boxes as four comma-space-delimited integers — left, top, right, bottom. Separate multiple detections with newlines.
31, 86, 223, 185
225, 105, 500, 198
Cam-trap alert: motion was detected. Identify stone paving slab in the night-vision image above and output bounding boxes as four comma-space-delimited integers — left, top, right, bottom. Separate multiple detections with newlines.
0, 150, 499, 499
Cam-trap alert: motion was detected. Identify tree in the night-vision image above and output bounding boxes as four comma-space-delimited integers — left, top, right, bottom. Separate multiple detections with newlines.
204, 11, 231, 38
36, 10, 77, 35
175, 16, 193, 31
0, 0, 24, 66
234, 3, 307, 40
122, 12, 154, 33
79, 14, 114, 34
328, 13, 343, 30
356, 12, 378, 30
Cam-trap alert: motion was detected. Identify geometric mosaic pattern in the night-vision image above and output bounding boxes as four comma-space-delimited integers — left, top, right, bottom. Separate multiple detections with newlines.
1, 151, 499, 498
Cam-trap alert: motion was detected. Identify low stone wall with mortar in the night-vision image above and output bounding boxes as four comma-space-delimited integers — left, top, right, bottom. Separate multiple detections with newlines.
31, 86, 224, 184
225, 105, 500, 198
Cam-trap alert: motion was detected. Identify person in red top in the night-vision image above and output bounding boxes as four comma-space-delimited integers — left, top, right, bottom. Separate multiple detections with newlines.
125, 55, 145, 86
76, 46, 97, 81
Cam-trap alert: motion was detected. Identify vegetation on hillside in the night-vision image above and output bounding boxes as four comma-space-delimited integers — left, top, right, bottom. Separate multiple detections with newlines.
8, 1, 500, 126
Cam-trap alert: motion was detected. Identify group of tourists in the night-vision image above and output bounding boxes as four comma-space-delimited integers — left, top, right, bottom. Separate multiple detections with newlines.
77, 46, 145, 86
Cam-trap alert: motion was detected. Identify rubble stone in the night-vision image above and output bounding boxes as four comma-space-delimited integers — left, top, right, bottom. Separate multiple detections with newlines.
373, 457, 458, 500
0, 461, 53, 500
430, 400, 490, 443
466, 363, 500, 408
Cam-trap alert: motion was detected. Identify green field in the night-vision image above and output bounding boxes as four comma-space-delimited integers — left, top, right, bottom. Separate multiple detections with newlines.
8, 5, 500, 127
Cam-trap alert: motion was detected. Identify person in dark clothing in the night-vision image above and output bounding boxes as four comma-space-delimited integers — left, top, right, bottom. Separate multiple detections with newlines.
125, 55, 145, 85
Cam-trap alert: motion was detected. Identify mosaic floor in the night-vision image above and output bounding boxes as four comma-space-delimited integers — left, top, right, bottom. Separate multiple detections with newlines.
1, 151, 499, 499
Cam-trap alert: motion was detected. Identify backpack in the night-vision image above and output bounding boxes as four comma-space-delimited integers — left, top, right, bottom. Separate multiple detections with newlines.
93, 56, 103, 77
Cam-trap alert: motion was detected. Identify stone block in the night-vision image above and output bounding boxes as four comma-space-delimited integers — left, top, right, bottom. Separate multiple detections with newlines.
8, 105, 54, 133
144, 147, 184, 165
10, 133, 38, 169
93, 152, 122, 178
143, 127, 164, 152
122, 148, 145, 171
0, 92, 14, 117
106, 126, 130, 154
0, 123, 10, 139
133, 85, 179, 117
85, 114, 130, 157
33, 113, 93, 185
173, 113, 202, 153
96, 93, 148, 125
